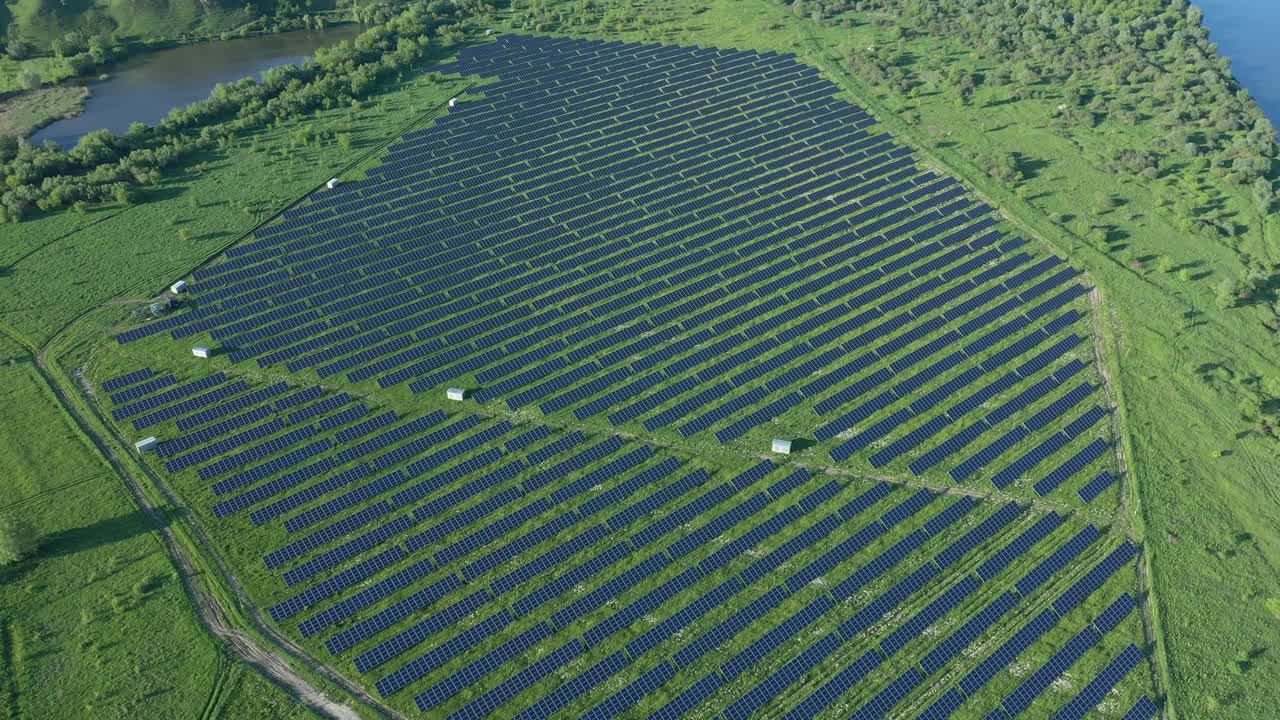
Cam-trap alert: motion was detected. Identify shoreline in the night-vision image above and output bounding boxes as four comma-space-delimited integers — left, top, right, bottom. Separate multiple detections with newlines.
0, 84, 90, 140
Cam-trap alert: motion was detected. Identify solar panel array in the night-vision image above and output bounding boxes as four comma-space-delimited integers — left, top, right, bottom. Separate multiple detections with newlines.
100, 358, 1146, 717
111, 31, 1117, 504
95, 31, 1145, 720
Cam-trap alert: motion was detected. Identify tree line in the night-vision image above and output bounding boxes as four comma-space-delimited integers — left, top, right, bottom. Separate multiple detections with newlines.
0, 0, 495, 223
798, 0, 1275, 196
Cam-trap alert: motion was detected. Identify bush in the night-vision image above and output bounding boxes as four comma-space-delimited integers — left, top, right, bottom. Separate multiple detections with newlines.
0, 514, 38, 565
18, 69, 41, 90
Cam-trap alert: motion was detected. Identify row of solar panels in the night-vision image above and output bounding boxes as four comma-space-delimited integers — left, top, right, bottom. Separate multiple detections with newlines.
100, 358, 1142, 717
104, 358, 1131, 717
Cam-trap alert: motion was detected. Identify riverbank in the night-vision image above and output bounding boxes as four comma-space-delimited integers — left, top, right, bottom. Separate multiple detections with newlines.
0, 86, 90, 139
0, 18, 360, 141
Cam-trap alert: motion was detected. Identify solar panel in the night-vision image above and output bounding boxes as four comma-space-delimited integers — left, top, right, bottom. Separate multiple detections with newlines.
881, 575, 980, 656
920, 591, 1018, 675
344, 585, 483, 668
1015, 524, 1101, 596
448, 638, 584, 720
1052, 644, 1145, 720
959, 608, 1059, 696
1122, 696, 1159, 720
674, 584, 792, 669
999, 623, 1101, 716
101, 367, 155, 392
405, 618, 548, 707
1052, 542, 1137, 614
1077, 469, 1119, 503
515, 651, 627, 720
849, 666, 924, 720
581, 661, 675, 720
724, 633, 842, 720
650, 671, 722, 720
373, 604, 512, 696
976, 511, 1064, 581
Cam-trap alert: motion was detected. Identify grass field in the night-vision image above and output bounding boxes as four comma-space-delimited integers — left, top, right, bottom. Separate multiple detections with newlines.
0, 359, 224, 719
67, 30, 1162, 719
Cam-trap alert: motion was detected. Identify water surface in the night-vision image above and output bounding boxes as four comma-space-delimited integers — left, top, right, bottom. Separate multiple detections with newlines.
1196, 0, 1280, 124
33, 25, 362, 147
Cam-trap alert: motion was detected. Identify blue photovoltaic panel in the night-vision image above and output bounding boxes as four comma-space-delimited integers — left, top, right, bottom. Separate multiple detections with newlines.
1077, 469, 1119, 503
1053, 644, 1145, 720
999, 624, 1100, 716
1053, 542, 1138, 614
881, 575, 980, 656
581, 661, 676, 720
976, 511, 1064, 581
514, 651, 627, 720
409, 620, 552, 709
917, 688, 966, 720
650, 672, 723, 720
783, 648, 883, 720
850, 666, 924, 720
723, 633, 841, 720
1123, 696, 1159, 720
674, 584, 792, 669
959, 608, 1059, 696
920, 591, 1018, 675
1015, 524, 1101, 596
101, 367, 155, 392
1094, 592, 1137, 634
626, 577, 743, 659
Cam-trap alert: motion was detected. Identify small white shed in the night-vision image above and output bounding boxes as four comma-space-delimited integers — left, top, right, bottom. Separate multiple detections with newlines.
192, 346, 211, 359
326, 177, 341, 190
448, 97, 458, 108
771, 438, 793, 455
446, 388, 466, 401
170, 280, 188, 294
135, 437, 158, 454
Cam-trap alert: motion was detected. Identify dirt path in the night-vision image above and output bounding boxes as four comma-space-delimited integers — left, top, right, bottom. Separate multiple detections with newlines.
22, 337, 367, 720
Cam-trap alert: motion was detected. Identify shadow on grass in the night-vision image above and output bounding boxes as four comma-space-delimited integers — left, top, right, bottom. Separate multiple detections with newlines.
0, 509, 173, 586
39, 510, 169, 560
789, 438, 819, 453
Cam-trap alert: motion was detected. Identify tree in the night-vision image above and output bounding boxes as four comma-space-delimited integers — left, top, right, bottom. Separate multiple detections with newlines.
0, 514, 37, 566
1253, 177, 1274, 214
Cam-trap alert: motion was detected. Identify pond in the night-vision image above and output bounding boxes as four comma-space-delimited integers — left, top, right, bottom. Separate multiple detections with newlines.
32, 25, 363, 147
1196, 0, 1280, 125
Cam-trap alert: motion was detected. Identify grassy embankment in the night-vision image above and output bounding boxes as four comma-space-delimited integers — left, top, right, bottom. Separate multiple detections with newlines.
583, 1, 1280, 717
0, 66, 465, 720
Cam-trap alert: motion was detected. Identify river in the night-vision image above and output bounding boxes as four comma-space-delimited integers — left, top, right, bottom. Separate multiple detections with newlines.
1195, 0, 1280, 125
32, 25, 362, 147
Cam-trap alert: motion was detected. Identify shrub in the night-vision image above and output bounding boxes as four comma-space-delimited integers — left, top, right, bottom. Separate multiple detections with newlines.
0, 514, 38, 565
